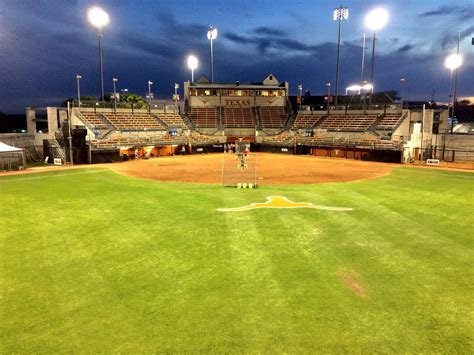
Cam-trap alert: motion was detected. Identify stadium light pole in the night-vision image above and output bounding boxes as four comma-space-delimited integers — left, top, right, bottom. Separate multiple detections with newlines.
445, 53, 463, 133
326, 82, 331, 114
297, 84, 303, 110
88, 6, 109, 101
147, 80, 153, 112
360, 33, 366, 84
187, 55, 198, 82
365, 8, 388, 91
207, 26, 218, 82
112, 77, 118, 112
76, 75, 82, 107
333, 6, 349, 106
174, 83, 179, 108
399, 78, 406, 109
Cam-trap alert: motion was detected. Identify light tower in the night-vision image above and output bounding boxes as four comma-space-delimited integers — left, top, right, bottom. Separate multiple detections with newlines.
333, 6, 349, 106
365, 8, 389, 91
147, 80, 153, 111
76, 75, 82, 107
87, 6, 109, 101
207, 26, 218, 82
445, 53, 463, 133
112, 77, 118, 112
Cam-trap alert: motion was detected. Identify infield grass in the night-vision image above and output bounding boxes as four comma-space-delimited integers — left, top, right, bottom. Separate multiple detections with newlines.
1, 166, 473, 353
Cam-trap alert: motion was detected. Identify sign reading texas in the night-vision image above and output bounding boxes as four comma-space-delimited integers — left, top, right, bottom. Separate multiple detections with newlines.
217, 196, 353, 212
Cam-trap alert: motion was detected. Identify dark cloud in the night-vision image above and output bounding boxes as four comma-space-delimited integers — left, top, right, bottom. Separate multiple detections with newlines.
440, 25, 474, 49
253, 27, 286, 37
224, 32, 248, 44
419, 5, 474, 20
224, 31, 321, 55
395, 44, 413, 54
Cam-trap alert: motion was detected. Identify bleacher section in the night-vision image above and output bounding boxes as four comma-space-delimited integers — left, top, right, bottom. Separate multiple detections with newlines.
258, 107, 289, 128
90, 130, 220, 149
376, 113, 404, 130
78, 112, 110, 131
223, 107, 255, 128
292, 111, 326, 129
155, 112, 189, 129
102, 113, 166, 130
188, 107, 219, 128
259, 130, 402, 151
316, 113, 378, 131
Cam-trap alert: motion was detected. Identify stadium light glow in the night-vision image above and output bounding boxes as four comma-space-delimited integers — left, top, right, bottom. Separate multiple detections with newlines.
207, 26, 218, 82
444, 53, 463, 70
87, 6, 109, 29
187, 55, 198, 82
365, 8, 388, 31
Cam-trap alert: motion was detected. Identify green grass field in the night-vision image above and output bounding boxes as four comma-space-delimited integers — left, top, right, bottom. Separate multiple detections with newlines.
1, 166, 473, 353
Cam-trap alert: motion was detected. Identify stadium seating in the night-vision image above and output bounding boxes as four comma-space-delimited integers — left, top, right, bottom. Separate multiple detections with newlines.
258, 107, 289, 128
155, 112, 189, 129
188, 107, 219, 128
376, 113, 404, 130
316, 113, 378, 131
222, 107, 255, 128
78, 112, 109, 131
102, 113, 166, 130
292, 111, 326, 129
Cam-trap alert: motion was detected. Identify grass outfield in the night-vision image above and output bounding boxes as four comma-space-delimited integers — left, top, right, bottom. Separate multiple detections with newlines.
1, 167, 473, 353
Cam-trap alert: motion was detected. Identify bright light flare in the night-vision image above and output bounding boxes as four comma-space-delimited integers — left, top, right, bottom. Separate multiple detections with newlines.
88, 6, 109, 28
444, 53, 463, 70
187, 55, 198, 70
365, 8, 388, 31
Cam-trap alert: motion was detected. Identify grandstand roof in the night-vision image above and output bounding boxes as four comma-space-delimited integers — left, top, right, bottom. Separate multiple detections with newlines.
188, 74, 286, 89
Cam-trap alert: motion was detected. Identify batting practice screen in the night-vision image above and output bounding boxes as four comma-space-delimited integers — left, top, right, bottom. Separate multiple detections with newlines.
222, 153, 257, 187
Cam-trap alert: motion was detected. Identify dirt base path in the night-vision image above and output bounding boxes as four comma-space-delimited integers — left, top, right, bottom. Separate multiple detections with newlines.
107, 153, 394, 184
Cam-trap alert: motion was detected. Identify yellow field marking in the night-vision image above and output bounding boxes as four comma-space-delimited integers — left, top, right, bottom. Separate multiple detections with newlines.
217, 196, 353, 212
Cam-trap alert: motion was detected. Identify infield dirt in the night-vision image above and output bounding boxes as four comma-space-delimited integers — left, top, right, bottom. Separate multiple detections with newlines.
107, 153, 394, 184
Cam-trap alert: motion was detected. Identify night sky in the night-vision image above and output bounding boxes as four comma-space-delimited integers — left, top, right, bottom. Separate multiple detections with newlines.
0, 0, 473, 113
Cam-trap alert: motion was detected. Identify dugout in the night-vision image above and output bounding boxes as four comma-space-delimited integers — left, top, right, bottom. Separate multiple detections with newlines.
191, 144, 224, 154
306, 145, 402, 163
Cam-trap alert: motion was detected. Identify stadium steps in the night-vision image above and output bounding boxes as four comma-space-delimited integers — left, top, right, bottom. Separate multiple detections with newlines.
285, 112, 297, 130
368, 112, 386, 132
97, 113, 118, 131
313, 113, 330, 129
254, 107, 262, 130
150, 114, 169, 128
218, 106, 224, 130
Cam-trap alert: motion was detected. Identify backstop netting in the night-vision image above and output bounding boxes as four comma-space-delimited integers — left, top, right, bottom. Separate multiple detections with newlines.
222, 153, 257, 187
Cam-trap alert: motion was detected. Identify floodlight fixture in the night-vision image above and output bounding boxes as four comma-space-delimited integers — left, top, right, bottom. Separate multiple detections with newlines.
207, 26, 218, 40
88, 6, 109, 29
333, 7, 349, 20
